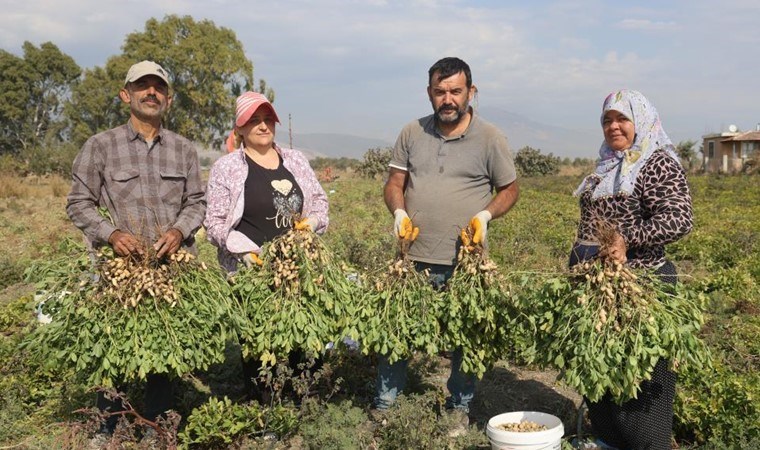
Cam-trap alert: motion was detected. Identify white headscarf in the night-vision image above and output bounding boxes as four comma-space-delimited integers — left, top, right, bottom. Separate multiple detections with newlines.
575, 89, 681, 199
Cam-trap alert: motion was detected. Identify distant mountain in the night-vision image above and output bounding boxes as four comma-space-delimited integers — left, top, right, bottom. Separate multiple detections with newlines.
478, 106, 599, 158
289, 133, 392, 160
230, 109, 600, 160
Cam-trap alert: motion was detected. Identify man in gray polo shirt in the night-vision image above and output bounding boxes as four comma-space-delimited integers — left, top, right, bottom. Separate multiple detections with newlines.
378, 57, 519, 427
67, 60, 205, 433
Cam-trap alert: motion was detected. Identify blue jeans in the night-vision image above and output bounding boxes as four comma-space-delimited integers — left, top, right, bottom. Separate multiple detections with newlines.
373, 263, 476, 411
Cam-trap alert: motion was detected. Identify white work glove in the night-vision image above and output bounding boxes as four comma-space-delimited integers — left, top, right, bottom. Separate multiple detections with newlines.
393, 209, 410, 238
242, 252, 264, 268
469, 210, 492, 245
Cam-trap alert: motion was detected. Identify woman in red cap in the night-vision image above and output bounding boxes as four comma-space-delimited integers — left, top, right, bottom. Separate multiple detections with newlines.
205, 91, 328, 272
204, 91, 329, 400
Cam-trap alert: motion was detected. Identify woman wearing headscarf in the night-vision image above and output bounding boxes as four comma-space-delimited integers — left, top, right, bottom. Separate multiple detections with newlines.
569, 90, 693, 449
204, 91, 328, 399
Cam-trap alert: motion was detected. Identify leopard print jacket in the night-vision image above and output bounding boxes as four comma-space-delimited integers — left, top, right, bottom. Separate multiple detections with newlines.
575, 150, 693, 269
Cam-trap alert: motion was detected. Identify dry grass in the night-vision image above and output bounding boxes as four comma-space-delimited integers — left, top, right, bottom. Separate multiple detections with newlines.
0, 173, 78, 266
0, 176, 31, 199
0, 173, 70, 199
50, 176, 70, 197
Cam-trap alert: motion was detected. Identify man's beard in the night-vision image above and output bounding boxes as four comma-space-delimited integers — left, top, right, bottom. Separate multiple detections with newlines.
435, 102, 468, 124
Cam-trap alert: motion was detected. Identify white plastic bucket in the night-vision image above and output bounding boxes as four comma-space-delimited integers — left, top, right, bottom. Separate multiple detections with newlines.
486, 411, 564, 450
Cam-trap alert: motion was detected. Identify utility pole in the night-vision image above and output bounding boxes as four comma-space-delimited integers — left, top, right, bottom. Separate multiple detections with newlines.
289, 113, 293, 149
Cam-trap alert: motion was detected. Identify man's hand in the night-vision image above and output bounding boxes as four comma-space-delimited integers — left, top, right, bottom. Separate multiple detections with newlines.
394, 209, 418, 240
242, 252, 264, 268
600, 232, 627, 264
154, 228, 183, 259
469, 210, 492, 245
295, 217, 318, 231
108, 230, 144, 257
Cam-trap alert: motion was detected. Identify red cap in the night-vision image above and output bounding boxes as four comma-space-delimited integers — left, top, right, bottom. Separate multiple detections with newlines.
235, 91, 280, 127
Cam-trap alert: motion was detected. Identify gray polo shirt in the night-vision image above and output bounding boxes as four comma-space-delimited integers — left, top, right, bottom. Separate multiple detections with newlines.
389, 112, 516, 265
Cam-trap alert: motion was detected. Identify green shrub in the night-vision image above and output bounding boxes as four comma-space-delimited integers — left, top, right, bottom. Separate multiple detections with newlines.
0, 256, 28, 292
675, 364, 760, 444
178, 396, 297, 449
0, 295, 31, 335
514, 146, 561, 177
0, 154, 25, 174
357, 147, 391, 179
23, 141, 79, 176
378, 392, 482, 449
299, 400, 373, 449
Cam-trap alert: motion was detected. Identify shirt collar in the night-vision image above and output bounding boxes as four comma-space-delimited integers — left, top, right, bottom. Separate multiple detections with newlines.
126, 121, 165, 145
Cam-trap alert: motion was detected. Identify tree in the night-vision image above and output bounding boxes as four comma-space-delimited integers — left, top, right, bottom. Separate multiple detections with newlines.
675, 139, 697, 172
66, 15, 265, 149
0, 42, 80, 154
358, 147, 392, 179
514, 146, 561, 177
65, 64, 126, 146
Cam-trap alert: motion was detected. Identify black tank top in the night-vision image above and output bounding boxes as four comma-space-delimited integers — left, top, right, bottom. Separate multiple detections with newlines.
234, 153, 304, 246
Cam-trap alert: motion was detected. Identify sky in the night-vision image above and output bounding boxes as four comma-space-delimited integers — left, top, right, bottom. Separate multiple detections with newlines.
2, 0, 759, 157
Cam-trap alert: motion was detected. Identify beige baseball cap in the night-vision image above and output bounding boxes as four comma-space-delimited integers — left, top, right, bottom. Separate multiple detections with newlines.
124, 60, 171, 87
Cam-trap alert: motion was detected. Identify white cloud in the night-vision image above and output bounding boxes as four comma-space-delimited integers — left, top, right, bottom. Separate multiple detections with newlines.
616, 18, 678, 31
2, 0, 759, 151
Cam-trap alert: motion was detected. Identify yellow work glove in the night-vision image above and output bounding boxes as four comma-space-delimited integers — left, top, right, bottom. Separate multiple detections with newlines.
394, 209, 419, 241
469, 210, 492, 245
295, 217, 318, 231
242, 252, 264, 268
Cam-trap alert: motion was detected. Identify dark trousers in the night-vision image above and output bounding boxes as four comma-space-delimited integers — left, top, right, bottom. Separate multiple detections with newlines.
586, 358, 676, 450
96, 373, 173, 431
570, 242, 678, 449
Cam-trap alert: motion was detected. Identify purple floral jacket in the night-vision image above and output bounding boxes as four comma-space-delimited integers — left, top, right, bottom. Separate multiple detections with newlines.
204, 144, 329, 272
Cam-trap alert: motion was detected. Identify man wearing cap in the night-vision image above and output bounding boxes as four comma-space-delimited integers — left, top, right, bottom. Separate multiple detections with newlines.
377, 57, 519, 431
67, 60, 205, 429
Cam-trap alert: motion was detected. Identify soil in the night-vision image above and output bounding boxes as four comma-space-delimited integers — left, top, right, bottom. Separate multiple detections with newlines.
425, 357, 583, 433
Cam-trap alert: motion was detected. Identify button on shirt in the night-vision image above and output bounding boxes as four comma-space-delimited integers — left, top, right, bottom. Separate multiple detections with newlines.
67, 123, 206, 248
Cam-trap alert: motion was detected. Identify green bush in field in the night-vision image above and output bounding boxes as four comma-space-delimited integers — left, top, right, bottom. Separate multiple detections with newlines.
178, 396, 298, 449
514, 146, 561, 177
24, 141, 80, 176
0, 256, 28, 291
299, 400, 374, 450
378, 392, 484, 449
357, 147, 392, 179
675, 364, 760, 445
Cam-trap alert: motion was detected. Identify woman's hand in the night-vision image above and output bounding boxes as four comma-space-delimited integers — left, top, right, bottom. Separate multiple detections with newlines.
242, 252, 264, 267
295, 217, 318, 231
600, 232, 627, 263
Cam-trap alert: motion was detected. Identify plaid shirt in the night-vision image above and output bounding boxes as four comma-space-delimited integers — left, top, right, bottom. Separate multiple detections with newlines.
67, 123, 206, 249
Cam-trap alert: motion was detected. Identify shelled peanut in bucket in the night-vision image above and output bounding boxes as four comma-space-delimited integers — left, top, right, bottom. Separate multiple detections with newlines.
496, 420, 548, 432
